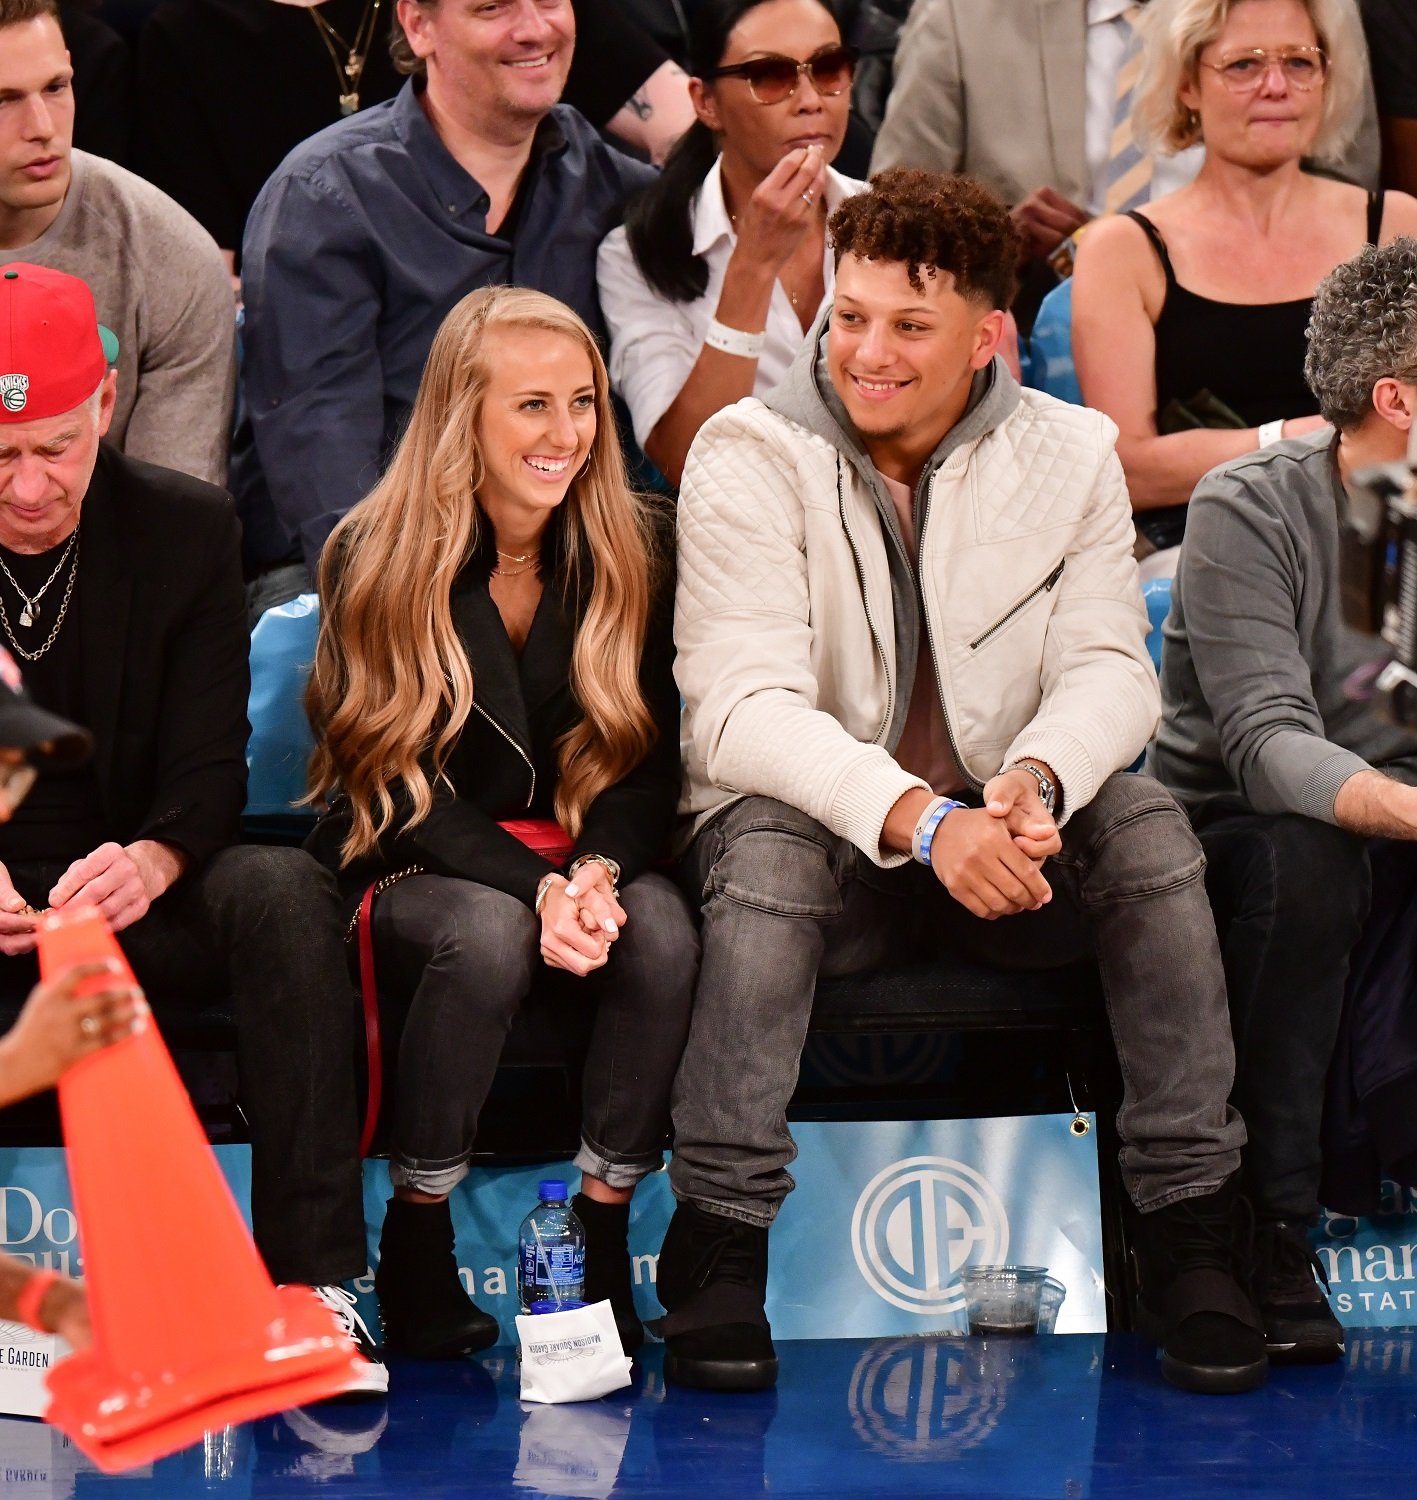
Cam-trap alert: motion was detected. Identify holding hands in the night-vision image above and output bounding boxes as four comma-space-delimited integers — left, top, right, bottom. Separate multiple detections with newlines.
537, 858, 628, 977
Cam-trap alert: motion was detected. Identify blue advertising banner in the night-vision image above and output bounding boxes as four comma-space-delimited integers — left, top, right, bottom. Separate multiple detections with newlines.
1311, 1181, 1417, 1329
1, 1114, 1105, 1339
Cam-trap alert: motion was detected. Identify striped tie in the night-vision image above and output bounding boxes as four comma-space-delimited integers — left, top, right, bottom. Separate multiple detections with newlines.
1103, 5, 1152, 215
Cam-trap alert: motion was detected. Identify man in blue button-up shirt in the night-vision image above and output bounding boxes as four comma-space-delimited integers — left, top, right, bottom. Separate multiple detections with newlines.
235, 0, 655, 595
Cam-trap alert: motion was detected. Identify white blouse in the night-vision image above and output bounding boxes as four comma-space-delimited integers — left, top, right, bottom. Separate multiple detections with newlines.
596, 157, 866, 449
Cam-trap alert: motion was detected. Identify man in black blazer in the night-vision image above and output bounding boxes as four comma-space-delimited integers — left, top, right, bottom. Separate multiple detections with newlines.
0, 263, 381, 1392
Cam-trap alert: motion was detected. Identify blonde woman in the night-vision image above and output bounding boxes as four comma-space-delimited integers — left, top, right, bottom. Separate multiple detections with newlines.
305, 286, 697, 1361
1072, 0, 1417, 562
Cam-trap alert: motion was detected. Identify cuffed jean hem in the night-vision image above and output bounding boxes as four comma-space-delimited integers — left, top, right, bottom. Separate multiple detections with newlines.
389, 1156, 471, 1197
1130, 1172, 1240, 1214
672, 1189, 781, 1229
574, 1137, 666, 1191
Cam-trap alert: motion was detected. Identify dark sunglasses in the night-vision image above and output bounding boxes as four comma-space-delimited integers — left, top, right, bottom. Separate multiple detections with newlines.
710, 44, 858, 105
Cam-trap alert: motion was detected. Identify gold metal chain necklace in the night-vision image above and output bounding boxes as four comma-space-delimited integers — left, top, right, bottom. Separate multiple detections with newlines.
307, 0, 384, 117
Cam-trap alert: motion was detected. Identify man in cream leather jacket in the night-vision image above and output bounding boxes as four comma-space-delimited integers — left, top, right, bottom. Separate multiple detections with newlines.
654, 169, 1262, 1400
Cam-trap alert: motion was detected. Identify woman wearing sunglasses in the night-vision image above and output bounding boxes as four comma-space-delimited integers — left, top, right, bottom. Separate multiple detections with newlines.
1071, 0, 1417, 574
597, 0, 861, 486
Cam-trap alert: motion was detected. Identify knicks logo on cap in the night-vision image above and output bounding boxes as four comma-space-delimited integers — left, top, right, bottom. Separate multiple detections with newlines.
0, 375, 28, 414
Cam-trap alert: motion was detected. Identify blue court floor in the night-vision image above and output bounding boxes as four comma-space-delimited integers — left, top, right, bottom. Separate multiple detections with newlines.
4, 1331, 1415, 1498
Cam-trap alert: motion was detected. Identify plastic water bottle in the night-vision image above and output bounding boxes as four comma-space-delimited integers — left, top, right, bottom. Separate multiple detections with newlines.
517, 1179, 586, 1314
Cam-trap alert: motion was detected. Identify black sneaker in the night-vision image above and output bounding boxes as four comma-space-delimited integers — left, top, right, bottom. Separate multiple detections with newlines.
311, 1283, 390, 1397
1132, 1176, 1268, 1394
655, 1202, 778, 1392
1254, 1219, 1344, 1364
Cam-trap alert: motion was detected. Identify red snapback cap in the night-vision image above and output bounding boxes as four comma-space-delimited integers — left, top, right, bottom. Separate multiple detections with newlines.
0, 263, 119, 424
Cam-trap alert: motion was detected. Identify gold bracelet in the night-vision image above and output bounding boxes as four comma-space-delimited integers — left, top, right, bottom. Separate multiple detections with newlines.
566, 853, 621, 893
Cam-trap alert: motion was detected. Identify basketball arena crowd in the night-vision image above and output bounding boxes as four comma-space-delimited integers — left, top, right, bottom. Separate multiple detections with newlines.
0, 0, 1414, 1406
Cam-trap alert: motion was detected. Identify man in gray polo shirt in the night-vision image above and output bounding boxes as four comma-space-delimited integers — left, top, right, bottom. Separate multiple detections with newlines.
1150, 237, 1417, 1365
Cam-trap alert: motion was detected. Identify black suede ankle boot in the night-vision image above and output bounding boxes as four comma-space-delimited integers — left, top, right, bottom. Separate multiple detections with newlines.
374, 1196, 499, 1360
572, 1192, 644, 1355
656, 1202, 777, 1392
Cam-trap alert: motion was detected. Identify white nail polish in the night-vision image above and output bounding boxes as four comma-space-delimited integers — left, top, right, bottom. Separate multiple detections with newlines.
564, 883, 579, 898
604, 919, 618, 934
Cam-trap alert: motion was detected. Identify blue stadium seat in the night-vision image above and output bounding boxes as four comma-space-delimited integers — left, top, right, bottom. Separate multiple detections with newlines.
1026, 278, 1082, 406
245, 593, 319, 825
1142, 577, 1171, 673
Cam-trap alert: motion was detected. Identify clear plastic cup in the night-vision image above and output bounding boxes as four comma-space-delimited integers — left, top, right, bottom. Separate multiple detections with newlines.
1037, 1276, 1067, 1334
958, 1265, 1049, 1336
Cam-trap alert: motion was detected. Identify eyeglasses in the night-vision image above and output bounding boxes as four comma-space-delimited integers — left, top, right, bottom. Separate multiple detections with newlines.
1200, 46, 1328, 93
710, 44, 858, 106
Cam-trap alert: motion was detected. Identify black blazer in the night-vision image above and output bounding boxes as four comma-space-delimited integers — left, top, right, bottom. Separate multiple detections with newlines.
20, 444, 249, 871
308, 537, 682, 906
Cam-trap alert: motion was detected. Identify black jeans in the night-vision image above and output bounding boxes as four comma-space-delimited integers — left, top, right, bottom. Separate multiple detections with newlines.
1192, 801, 1373, 1220
371, 871, 699, 1194
0, 845, 367, 1287
672, 773, 1246, 1225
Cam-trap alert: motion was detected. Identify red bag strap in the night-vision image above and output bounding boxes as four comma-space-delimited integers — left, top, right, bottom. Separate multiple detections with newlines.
356, 879, 382, 1160
348, 820, 569, 1157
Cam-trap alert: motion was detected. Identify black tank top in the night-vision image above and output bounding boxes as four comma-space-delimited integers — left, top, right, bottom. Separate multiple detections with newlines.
1126, 191, 1385, 549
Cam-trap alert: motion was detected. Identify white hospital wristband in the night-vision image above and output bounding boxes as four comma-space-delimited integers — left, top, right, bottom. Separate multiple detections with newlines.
704, 318, 766, 360
1257, 419, 1286, 448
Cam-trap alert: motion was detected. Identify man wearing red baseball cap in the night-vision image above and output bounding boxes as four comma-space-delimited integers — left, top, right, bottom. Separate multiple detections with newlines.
0, 261, 382, 1391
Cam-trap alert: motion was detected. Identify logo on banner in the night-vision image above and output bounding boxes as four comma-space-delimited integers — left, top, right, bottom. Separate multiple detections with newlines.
848, 1337, 1007, 1459
851, 1156, 1009, 1315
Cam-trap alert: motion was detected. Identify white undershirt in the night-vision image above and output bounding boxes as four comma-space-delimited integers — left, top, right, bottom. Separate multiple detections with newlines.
1085, 0, 1203, 214
596, 158, 865, 449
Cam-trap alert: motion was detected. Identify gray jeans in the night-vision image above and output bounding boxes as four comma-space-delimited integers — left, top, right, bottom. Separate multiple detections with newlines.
670, 772, 1245, 1224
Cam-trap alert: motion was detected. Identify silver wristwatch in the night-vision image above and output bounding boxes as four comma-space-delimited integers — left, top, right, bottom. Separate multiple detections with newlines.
1008, 761, 1057, 813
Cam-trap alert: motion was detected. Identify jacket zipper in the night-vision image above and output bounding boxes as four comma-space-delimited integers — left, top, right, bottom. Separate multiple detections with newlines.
968, 558, 1067, 652
838, 460, 894, 746
916, 465, 980, 789
470, 699, 536, 809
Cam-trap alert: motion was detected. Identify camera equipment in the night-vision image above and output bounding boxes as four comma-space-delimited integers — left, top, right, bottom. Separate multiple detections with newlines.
1339, 424, 1417, 726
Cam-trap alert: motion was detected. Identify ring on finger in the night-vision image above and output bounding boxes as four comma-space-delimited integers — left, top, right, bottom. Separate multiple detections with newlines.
801, 190, 814, 205
80, 1014, 100, 1040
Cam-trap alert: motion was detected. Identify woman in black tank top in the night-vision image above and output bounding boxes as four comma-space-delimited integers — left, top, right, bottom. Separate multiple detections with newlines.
1071, 0, 1417, 561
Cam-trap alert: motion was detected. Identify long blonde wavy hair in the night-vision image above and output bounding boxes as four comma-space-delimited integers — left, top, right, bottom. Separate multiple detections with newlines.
305, 285, 661, 866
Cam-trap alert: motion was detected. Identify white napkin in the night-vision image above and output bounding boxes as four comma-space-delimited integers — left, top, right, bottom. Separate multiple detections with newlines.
516, 1300, 633, 1405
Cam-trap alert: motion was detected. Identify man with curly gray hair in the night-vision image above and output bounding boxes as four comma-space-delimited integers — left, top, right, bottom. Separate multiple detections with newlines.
1150, 236, 1417, 1366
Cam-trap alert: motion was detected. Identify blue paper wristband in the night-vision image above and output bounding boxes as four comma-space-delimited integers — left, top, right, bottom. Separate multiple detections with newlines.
914, 798, 964, 867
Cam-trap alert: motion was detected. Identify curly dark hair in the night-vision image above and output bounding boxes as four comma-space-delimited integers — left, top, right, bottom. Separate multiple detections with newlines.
828, 169, 1021, 309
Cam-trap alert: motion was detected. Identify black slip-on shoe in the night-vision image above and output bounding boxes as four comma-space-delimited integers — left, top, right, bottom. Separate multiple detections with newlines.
1133, 1176, 1268, 1394
655, 1202, 778, 1392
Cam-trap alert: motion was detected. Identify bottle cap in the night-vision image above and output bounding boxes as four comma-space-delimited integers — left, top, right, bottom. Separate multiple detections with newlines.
529, 1298, 586, 1315
538, 1179, 567, 1202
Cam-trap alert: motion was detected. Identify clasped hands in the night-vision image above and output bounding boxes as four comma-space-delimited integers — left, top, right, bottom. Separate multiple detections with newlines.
538, 860, 627, 977
0, 840, 188, 957
929, 769, 1063, 921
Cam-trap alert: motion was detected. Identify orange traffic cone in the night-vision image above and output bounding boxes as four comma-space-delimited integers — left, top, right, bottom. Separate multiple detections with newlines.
35, 904, 370, 1472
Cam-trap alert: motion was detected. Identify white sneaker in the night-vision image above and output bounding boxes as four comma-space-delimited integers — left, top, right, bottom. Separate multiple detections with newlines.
311, 1284, 390, 1397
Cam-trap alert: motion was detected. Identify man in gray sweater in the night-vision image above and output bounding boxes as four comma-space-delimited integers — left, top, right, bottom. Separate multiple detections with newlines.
1150, 237, 1417, 1365
0, 0, 234, 485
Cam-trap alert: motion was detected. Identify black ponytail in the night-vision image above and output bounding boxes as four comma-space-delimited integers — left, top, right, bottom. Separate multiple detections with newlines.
624, 121, 722, 303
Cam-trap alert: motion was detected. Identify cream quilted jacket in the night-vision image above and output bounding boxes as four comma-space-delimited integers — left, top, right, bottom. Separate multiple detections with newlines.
675, 365, 1160, 866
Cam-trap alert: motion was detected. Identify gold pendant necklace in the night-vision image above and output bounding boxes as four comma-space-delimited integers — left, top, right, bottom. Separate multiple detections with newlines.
308, 0, 384, 116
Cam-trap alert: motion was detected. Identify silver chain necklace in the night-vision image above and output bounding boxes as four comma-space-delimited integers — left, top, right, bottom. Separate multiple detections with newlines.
0, 532, 79, 662
0, 527, 79, 629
